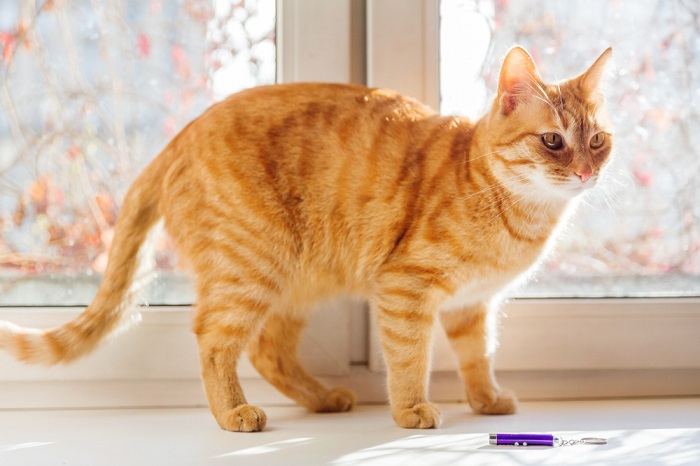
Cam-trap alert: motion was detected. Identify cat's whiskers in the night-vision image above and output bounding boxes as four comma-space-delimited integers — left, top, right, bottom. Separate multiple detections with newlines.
588, 167, 629, 222
528, 91, 559, 112
455, 173, 529, 202
456, 149, 502, 166
484, 191, 528, 226
523, 80, 551, 107
525, 70, 551, 102
580, 197, 596, 211
596, 185, 622, 220
556, 81, 563, 108
457, 176, 525, 201
523, 72, 565, 128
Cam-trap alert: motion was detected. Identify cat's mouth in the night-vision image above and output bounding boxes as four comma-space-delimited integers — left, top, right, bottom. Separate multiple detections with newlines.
558, 177, 598, 195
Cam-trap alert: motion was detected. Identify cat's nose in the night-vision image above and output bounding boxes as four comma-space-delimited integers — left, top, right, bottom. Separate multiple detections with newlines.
575, 168, 593, 183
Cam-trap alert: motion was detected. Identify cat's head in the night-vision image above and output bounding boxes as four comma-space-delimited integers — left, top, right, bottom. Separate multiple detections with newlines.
485, 46, 613, 202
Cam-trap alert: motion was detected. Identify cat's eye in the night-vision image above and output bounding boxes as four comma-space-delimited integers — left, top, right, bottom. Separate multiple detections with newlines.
590, 132, 606, 149
541, 132, 564, 150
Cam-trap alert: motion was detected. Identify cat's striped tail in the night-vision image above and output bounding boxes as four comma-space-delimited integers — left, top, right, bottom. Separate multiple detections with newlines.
0, 146, 172, 364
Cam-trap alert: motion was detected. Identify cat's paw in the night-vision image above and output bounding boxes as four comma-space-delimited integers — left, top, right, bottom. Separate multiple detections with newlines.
316, 387, 357, 413
468, 388, 518, 415
219, 404, 268, 432
393, 402, 442, 429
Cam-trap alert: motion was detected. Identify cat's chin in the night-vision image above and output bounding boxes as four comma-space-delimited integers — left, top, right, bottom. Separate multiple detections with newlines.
515, 183, 588, 205
502, 179, 578, 205
552, 178, 599, 199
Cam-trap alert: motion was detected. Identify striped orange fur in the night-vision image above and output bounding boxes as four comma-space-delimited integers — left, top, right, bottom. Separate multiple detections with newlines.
0, 46, 613, 431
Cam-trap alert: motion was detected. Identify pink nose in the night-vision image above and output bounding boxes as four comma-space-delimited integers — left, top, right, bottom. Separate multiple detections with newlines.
575, 170, 592, 183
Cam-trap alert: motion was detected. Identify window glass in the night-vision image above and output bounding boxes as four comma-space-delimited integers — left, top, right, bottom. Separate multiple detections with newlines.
0, 0, 276, 305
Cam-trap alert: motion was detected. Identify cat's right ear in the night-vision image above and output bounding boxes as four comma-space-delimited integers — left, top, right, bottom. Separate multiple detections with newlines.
497, 46, 541, 115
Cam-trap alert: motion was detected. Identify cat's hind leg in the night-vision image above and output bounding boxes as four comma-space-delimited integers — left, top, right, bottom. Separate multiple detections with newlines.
248, 313, 356, 413
194, 276, 280, 432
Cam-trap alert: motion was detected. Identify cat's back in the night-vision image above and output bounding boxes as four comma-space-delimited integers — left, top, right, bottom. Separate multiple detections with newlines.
226, 82, 370, 115
196, 82, 435, 143
224, 82, 431, 118
182, 81, 436, 198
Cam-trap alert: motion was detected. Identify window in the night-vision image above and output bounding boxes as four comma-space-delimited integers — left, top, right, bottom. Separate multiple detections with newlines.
440, 0, 700, 297
0, 0, 695, 405
0, 0, 276, 305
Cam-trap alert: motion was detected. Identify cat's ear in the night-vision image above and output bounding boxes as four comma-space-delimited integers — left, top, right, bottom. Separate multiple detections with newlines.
497, 46, 541, 115
577, 47, 613, 95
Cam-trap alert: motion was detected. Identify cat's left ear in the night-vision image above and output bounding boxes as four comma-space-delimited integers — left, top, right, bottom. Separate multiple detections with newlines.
497, 46, 542, 115
577, 47, 613, 95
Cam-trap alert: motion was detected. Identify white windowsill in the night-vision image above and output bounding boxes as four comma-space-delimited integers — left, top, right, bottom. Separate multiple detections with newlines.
2, 399, 699, 466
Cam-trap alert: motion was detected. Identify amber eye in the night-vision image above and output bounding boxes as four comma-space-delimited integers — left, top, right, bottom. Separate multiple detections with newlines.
541, 132, 564, 150
590, 132, 606, 149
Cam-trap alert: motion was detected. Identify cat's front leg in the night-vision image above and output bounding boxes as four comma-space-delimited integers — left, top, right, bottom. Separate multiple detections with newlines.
439, 302, 517, 415
373, 284, 441, 429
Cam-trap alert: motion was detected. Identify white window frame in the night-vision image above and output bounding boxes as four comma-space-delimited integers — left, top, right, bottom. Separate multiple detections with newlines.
366, 0, 700, 397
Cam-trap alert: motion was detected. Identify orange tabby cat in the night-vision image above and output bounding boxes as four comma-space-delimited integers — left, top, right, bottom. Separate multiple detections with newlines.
0, 46, 612, 431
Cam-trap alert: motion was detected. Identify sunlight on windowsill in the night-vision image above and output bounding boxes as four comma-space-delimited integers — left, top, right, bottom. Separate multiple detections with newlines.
330, 429, 700, 465
214, 437, 313, 458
